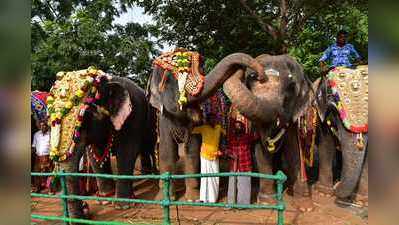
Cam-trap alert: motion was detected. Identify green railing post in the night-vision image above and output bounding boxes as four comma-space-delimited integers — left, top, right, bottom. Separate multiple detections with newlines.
162, 172, 171, 225
32, 171, 286, 224
276, 170, 286, 225
59, 170, 70, 225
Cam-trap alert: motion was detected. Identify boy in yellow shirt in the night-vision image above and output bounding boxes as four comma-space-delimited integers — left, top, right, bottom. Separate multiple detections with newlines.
192, 121, 226, 203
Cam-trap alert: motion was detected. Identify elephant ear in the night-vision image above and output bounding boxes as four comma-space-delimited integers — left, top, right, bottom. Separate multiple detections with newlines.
312, 78, 327, 122
285, 57, 313, 123
100, 81, 132, 130
314, 77, 330, 122
147, 68, 163, 111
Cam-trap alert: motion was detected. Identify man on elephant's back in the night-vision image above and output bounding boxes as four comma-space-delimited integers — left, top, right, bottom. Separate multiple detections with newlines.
319, 30, 362, 73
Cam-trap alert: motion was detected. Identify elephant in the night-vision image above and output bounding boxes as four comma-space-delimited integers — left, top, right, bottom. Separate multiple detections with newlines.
222, 54, 317, 210
58, 76, 157, 219
147, 50, 266, 201
313, 72, 368, 206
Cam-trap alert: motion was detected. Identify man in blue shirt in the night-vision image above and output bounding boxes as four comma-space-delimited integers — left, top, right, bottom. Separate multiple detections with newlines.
319, 30, 362, 73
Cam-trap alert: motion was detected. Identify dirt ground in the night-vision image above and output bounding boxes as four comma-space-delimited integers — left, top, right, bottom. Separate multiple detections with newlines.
31, 148, 368, 225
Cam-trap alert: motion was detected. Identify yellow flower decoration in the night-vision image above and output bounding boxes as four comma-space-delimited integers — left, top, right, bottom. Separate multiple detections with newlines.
46, 96, 54, 104
56, 112, 62, 119
65, 101, 73, 109
76, 90, 84, 98
50, 113, 57, 122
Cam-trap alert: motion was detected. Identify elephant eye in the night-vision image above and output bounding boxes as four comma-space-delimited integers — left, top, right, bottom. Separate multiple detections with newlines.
247, 72, 257, 79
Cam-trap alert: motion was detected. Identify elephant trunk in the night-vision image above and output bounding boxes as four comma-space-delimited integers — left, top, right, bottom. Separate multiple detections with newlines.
223, 69, 279, 124
187, 53, 265, 105
334, 131, 367, 199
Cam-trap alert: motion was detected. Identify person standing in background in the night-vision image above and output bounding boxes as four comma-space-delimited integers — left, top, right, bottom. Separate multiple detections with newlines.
192, 119, 226, 203
226, 113, 258, 205
31, 121, 52, 193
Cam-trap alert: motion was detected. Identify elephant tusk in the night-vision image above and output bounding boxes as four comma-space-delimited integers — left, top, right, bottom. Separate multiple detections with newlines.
333, 181, 341, 190
264, 128, 286, 152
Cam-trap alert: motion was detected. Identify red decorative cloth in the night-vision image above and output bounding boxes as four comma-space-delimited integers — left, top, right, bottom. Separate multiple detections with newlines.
227, 133, 258, 172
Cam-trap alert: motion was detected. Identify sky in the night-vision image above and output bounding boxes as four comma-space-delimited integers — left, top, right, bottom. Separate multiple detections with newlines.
114, 6, 174, 52
114, 6, 153, 25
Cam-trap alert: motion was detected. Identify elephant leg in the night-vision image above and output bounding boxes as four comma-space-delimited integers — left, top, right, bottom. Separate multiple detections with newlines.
283, 127, 314, 212
334, 129, 367, 201
155, 117, 178, 200
316, 128, 336, 196
354, 156, 368, 207
139, 151, 154, 174
115, 143, 137, 197
254, 142, 276, 204
183, 135, 201, 201
59, 146, 86, 223
112, 142, 138, 210
87, 150, 114, 204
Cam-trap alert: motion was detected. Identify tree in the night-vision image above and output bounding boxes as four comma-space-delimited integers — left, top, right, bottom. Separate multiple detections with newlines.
132, 0, 368, 79
31, 0, 160, 91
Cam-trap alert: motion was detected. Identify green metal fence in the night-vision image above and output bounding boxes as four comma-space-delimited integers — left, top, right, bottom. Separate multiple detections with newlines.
31, 170, 287, 225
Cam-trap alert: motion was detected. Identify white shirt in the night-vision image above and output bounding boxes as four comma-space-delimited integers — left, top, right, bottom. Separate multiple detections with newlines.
32, 130, 50, 156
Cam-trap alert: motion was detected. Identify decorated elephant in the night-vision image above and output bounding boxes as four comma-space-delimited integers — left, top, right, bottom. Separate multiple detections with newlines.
47, 68, 157, 219
222, 54, 317, 210
314, 66, 368, 205
147, 49, 265, 200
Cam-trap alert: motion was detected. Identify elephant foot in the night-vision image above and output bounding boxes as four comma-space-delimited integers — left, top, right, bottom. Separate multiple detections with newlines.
293, 196, 314, 212
314, 184, 334, 197
334, 197, 362, 208
154, 190, 176, 201
184, 189, 200, 202
257, 193, 277, 205
354, 193, 368, 207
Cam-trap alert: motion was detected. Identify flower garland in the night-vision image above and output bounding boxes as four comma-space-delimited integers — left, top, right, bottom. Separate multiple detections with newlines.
90, 134, 114, 168
328, 67, 368, 133
47, 67, 108, 161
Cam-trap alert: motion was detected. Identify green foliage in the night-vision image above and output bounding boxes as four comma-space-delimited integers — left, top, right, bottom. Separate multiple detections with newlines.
31, 0, 160, 91
133, 0, 368, 79
32, 0, 368, 90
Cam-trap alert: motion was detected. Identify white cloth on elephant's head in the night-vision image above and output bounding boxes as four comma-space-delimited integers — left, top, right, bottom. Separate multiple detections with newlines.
110, 94, 132, 131
177, 72, 188, 92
